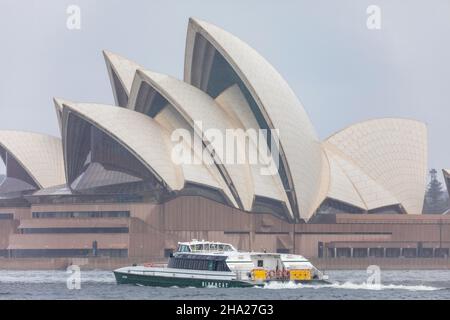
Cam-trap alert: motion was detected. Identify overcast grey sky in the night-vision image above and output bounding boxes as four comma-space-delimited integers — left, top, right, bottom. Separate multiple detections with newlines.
0, 0, 449, 181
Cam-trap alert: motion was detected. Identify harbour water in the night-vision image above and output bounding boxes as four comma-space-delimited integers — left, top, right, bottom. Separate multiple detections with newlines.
0, 270, 449, 300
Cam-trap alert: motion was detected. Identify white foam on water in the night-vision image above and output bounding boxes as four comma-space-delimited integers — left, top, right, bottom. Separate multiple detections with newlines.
0, 270, 444, 292
0, 270, 115, 284
261, 281, 441, 291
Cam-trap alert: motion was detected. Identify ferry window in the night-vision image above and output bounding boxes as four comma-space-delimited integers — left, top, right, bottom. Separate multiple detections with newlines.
207, 261, 214, 271
257, 260, 264, 267
192, 260, 200, 270
223, 245, 232, 251
179, 245, 190, 252
216, 261, 230, 272
210, 244, 217, 251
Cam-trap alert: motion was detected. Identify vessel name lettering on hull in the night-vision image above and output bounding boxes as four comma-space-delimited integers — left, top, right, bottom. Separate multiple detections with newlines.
202, 281, 229, 288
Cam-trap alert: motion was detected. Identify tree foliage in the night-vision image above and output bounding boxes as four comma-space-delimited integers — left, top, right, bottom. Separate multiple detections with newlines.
423, 169, 449, 214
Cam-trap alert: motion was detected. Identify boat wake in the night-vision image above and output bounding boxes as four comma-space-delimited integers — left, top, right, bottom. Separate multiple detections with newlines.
261, 281, 442, 291
0, 271, 115, 284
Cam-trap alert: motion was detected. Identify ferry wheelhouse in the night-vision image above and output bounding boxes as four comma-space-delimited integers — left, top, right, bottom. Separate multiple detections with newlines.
113, 240, 329, 288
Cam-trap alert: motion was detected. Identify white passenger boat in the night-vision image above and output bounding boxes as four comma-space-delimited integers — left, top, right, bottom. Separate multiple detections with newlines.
114, 240, 329, 288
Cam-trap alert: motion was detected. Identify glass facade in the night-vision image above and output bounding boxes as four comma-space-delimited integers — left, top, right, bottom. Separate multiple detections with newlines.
26, 193, 144, 206
65, 112, 167, 197
368, 205, 405, 215
0, 147, 38, 195
112, 68, 129, 108
252, 196, 291, 221
32, 210, 130, 218
0, 213, 13, 220
134, 81, 168, 118
21, 227, 129, 234
180, 183, 232, 207
316, 199, 405, 216
316, 198, 365, 215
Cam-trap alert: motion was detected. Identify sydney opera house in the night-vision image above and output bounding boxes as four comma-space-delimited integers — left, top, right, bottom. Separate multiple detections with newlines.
443, 170, 450, 196
0, 18, 449, 268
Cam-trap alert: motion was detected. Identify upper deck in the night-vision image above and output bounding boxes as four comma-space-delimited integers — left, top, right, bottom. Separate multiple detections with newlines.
176, 240, 237, 254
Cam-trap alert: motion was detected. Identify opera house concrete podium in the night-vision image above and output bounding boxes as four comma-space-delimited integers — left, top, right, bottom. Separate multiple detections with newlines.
0, 18, 448, 269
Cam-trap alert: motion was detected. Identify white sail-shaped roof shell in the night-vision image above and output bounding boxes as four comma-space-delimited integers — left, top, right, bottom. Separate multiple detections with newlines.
101, 53, 240, 208
184, 18, 327, 221
324, 145, 400, 211
54, 98, 74, 135
0, 131, 66, 189
153, 104, 239, 208
62, 102, 236, 207
128, 69, 255, 211
103, 50, 142, 107
323, 149, 367, 210
324, 118, 428, 214
62, 102, 184, 191
215, 85, 294, 217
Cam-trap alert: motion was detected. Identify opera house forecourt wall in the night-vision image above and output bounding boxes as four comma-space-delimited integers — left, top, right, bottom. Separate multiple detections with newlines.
0, 17, 448, 270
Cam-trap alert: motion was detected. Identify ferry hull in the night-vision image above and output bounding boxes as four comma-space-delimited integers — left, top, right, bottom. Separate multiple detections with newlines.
114, 271, 329, 288
114, 271, 254, 288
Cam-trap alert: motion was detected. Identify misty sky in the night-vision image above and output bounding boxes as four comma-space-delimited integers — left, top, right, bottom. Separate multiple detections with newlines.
0, 0, 449, 182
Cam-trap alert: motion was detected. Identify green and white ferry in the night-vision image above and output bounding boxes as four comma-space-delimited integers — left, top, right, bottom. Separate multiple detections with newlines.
113, 240, 329, 288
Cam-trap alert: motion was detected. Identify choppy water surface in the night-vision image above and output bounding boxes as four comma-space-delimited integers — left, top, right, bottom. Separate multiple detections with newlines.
0, 270, 449, 299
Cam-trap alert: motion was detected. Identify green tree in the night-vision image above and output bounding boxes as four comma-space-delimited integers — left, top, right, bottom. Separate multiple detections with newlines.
423, 169, 449, 214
